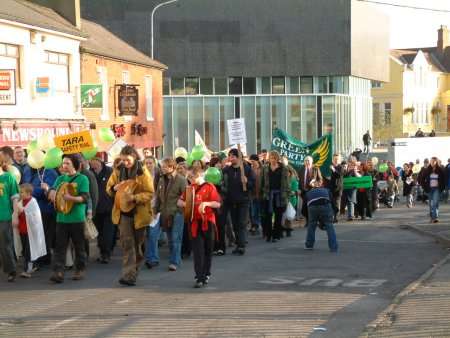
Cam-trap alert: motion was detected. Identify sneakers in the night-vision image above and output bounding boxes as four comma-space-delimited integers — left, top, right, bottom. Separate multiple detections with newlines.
232, 247, 245, 255
215, 249, 225, 256
119, 278, 136, 286
49, 271, 64, 284
145, 261, 159, 269
432, 219, 439, 223
7, 272, 16, 282
304, 245, 313, 250
193, 280, 203, 288
168, 264, 177, 271
20, 272, 31, 278
72, 270, 85, 281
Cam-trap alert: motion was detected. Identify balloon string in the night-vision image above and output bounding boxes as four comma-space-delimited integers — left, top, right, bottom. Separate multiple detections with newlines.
38, 168, 46, 184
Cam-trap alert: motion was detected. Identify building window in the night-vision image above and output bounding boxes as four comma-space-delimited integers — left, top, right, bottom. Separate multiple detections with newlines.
329, 76, 343, 93
384, 102, 391, 125
373, 102, 380, 126
229, 77, 242, 95
288, 77, 299, 94
214, 78, 227, 95
272, 76, 285, 94
0, 42, 20, 88
97, 66, 109, 120
163, 77, 170, 95
243, 77, 256, 94
371, 81, 382, 88
185, 77, 199, 95
261, 77, 271, 94
171, 78, 184, 95
200, 78, 213, 95
300, 76, 313, 93
316, 76, 328, 93
44, 50, 69, 92
122, 70, 130, 84
145, 75, 153, 121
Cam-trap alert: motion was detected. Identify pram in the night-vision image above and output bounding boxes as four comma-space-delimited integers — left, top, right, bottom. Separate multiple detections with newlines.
377, 181, 395, 208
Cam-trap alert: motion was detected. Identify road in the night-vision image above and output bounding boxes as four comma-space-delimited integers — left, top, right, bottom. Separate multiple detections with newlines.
0, 204, 447, 338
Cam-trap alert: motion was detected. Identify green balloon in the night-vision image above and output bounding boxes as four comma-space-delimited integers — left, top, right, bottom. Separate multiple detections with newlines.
82, 147, 98, 160
43, 147, 63, 169
191, 144, 205, 161
378, 163, 388, 173
205, 167, 222, 185
186, 152, 194, 166
99, 127, 115, 142
27, 140, 39, 152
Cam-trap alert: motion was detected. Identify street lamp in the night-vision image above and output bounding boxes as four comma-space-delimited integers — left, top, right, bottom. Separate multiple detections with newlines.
151, 0, 178, 59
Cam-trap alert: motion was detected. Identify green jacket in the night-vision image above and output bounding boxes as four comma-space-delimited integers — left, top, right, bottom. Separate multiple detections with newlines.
154, 173, 187, 218
261, 163, 290, 207
289, 176, 299, 207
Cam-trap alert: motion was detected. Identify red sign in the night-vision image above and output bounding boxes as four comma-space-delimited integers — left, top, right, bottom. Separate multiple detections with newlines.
0, 122, 84, 147
0, 71, 11, 90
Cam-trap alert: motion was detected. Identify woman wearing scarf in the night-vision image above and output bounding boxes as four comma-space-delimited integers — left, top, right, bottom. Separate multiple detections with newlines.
106, 146, 154, 286
261, 151, 290, 242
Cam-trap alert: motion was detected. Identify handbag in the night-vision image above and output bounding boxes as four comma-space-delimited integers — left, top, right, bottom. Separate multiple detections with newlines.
284, 202, 296, 221
84, 218, 98, 240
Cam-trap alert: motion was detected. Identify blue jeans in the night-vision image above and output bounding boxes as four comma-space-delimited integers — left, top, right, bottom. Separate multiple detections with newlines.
305, 203, 338, 251
344, 189, 356, 219
429, 188, 440, 220
250, 199, 261, 228
145, 212, 184, 266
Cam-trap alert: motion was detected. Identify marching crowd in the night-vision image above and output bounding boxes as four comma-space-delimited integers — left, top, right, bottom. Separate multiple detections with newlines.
0, 144, 449, 288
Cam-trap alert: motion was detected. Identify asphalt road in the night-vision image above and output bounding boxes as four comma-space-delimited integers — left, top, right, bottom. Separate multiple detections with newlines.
0, 205, 447, 338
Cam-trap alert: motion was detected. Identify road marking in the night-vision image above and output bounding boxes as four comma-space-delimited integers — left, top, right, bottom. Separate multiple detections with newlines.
258, 277, 387, 288
41, 315, 86, 332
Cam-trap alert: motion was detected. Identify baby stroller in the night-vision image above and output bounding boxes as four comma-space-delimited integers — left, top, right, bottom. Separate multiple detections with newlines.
377, 181, 395, 208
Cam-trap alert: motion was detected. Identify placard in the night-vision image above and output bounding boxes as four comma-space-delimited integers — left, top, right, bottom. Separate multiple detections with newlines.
81, 84, 103, 108
227, 118, 247, 145
54, 130, 94, 154
118, 85, 138, 116
0, 69, 16, 105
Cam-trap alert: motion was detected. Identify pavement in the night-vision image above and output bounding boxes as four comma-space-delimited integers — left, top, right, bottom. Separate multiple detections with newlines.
0, 202, 449, 338
362, 201, 450, 338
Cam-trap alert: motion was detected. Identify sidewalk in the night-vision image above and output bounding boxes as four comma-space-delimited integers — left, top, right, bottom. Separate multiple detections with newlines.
362, 203, 450, 337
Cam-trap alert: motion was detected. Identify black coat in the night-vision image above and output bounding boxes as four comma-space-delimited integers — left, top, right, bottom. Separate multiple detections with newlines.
422, 166, 445, 193
91, 164, 113, 214
329, 164, 344, 197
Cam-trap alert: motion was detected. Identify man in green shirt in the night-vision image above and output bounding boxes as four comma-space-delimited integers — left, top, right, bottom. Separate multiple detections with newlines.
0, 152, 20, 282
47, 154, 89, 283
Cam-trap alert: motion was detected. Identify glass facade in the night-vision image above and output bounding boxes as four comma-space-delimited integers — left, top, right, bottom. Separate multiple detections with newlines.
163, 76, 372, 157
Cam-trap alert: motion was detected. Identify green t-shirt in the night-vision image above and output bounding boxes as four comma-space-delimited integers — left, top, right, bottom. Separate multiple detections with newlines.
0, 171, 19, 222
53, 173, 89, 224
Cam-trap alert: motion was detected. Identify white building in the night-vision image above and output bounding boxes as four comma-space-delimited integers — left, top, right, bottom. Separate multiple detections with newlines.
0, 0, 86, 147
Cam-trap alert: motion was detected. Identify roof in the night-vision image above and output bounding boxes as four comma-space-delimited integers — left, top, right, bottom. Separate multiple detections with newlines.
80, 19, 167, 70
391, 48, 447, 73
0, 0, 85, 38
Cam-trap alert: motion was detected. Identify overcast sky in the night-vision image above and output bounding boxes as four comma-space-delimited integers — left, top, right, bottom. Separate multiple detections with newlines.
365, 0, 450, 48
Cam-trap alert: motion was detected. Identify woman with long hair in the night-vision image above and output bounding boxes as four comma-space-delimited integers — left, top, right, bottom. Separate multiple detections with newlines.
261, 151, 290, 242
106, 146, 154, 286
401, 163, 415, 208
422, 157, 445, 223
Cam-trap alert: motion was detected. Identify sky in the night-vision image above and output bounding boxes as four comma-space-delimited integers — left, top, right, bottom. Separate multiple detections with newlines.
364, 0, 450, 48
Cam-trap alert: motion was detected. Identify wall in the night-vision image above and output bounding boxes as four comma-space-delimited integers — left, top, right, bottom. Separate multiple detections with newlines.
82, 0, 389, 81
80, 53, 163, 149
0, 21, 82, 120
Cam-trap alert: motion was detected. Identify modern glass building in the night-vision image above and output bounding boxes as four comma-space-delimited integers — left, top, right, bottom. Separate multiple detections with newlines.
163, 75, 372, 156
82, 0, 389, 157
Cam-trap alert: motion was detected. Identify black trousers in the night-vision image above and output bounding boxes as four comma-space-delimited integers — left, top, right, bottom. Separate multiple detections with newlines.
191, 223, 214, 283
93, 212, 115, 258
53, 222, 87, 273
357, 191, 372, 218
181, 221, 191, 257
214, 207, 227, 252
20, 234, 31, 271
39, 212, 56, 264
223, 201, 249, 249
262, 200, 285, 240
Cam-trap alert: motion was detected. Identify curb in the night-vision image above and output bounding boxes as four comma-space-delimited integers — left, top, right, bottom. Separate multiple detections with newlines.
402, 223, 450, 247
361, 252, 450, 337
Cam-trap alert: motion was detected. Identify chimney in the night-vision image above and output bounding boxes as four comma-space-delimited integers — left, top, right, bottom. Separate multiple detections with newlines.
29, 0, 81, 29
437, 25, 449, 57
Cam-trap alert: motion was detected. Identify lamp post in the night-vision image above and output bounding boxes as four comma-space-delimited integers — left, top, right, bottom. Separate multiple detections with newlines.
151, 0, 178, 59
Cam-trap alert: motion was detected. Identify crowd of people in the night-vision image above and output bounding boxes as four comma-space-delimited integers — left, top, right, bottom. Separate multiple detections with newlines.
0, 143, 449, 288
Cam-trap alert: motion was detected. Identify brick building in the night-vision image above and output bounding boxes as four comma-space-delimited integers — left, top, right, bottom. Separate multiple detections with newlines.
80, 19, 166, 154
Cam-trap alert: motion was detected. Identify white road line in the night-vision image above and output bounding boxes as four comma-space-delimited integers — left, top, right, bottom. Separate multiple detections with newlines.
41, 315, 86, 332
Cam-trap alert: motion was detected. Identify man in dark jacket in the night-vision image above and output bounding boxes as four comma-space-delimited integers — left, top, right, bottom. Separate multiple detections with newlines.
221, 148, 255, 255
329, 154, 343, 222
13, 146, 32, 184
362, 131, 371, 154
90, 157, 114, 263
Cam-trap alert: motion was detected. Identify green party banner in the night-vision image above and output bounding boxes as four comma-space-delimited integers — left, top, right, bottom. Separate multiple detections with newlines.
343, 176, 373, 190
271, 129, 333, 177
81, 84, 103, 108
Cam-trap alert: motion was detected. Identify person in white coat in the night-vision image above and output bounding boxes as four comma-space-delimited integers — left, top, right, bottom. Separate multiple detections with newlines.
16, 184, 46, 277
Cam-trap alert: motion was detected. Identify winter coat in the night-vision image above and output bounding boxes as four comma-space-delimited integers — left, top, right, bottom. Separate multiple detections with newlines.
91, 164, 113, 214
261, 163, 290, 208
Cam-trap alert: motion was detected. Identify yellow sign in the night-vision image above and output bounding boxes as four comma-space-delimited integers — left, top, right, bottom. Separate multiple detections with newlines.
55, 130, 94, 154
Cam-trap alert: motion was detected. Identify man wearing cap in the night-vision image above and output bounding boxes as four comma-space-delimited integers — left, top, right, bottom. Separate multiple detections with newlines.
221, 148, 255, 255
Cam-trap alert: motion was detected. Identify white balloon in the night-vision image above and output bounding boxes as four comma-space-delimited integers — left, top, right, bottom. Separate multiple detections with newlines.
7, 165, 21, 184
37, 133, 55, 151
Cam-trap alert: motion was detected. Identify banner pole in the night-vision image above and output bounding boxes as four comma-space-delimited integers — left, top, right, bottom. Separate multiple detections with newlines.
237, 144, 247, 192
